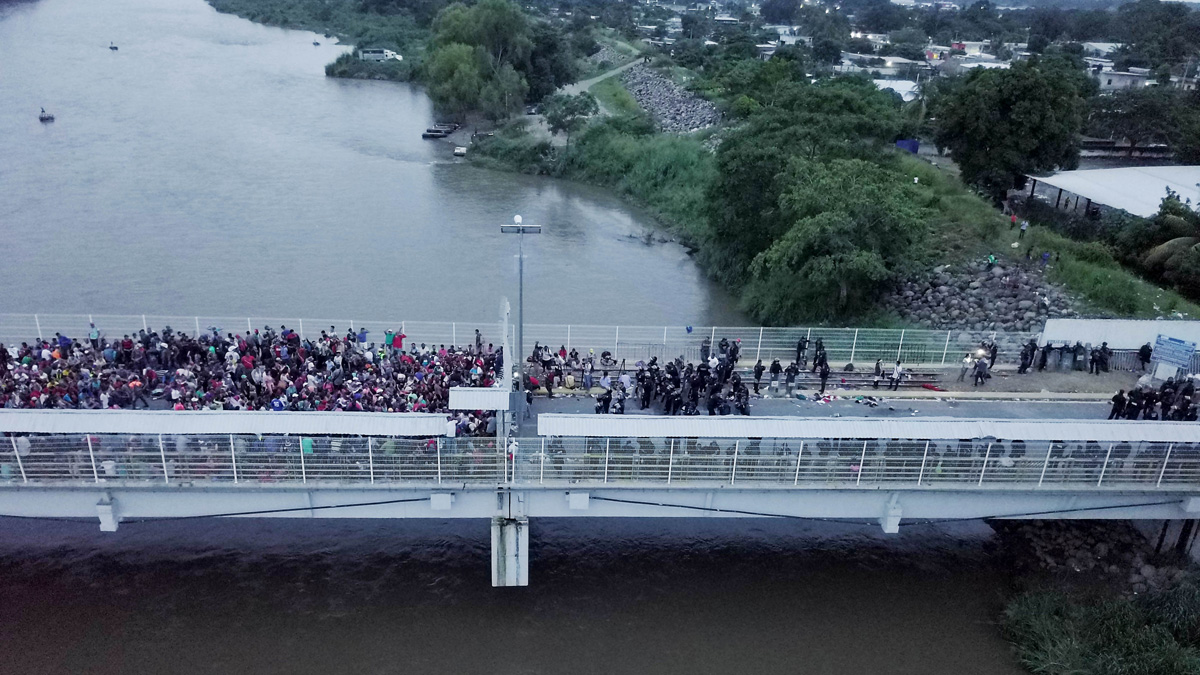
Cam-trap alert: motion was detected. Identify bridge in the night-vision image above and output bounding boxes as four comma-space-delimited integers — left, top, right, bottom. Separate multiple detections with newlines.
1, 409, 1198, 585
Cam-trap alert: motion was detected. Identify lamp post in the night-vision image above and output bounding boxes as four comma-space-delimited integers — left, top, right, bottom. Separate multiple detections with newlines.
501, 215, 541, 419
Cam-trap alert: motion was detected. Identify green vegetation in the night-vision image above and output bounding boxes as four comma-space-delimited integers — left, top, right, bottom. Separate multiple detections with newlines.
929, 60, 1090, 203
541, 91, 599, 147
208, 0, 434, 73
587, 77, 641, 117
1004, 584, 1200, 674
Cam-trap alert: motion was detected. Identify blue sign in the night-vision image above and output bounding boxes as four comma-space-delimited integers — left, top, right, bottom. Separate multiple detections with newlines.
1152, 334, 1196, 370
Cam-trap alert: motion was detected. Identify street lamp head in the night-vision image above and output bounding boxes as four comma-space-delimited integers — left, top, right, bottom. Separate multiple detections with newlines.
514, 215, 522, 225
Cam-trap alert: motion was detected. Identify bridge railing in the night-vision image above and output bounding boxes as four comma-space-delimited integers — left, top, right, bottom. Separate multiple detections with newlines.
5, 433, 1199, 490
0, 313, 1043, 368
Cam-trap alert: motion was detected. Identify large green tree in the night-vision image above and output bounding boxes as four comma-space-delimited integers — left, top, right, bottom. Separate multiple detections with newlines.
1087, 87, 1185, 155
542, 91, 599, 148
930, 60, 1086, 202
744, 159, 929, 320
425, 42, 484, 118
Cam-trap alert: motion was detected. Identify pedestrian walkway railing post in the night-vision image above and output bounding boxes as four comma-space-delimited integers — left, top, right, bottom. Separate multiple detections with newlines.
793, 441, 805, 485
142, 315, 148, 331
603, 439, 611, 483
1038, 444, 1053, 486
614, 326, 619, 353
1157, 444, 1174, 488
298, 319, 304, 340
756, 327, 763, 362
896, 330, 905, 362
539, 439, 546, 484
856, 440, 868, 486
1098, 443, 1114, 486
452, 323, 456, 347
436, 438, 443, 484
916, 441, 930, 485
941, 331, 951, 365
730, 441, 740, 484
978, 442, 993, 486
367, 438, 375, 484
710, 326, 716, 347
663, 326, 668, 346
247, 318, 252, 332
158, 435, 169, 484
299, 437, 307, 483
86, 435, 99, 483
229, 434, 238, 484
567, 325, 572, 353
849, 329, 859, 364
667, 439, 674, 484
34, 314, 42, 341
10, 438, 27, 484
194, 316, 200, 336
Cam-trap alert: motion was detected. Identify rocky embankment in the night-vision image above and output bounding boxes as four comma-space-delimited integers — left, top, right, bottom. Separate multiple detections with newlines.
619, 65, 720, 133
996, 521, 1191, 595
882, 261, 1078, 333
588, 45, 623, 65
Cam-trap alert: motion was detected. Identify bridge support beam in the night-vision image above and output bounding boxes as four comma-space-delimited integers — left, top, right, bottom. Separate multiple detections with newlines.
879, 494, 901, 534
491, 516, 529, 587
97, 497, 119, 532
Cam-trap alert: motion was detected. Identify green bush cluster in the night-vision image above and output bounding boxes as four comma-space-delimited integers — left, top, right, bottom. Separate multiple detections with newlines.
1004, 584, 1200, 675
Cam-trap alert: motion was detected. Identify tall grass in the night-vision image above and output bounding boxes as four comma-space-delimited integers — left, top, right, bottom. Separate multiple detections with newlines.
1003, 587, 1200, 675
588, 77, 642, 117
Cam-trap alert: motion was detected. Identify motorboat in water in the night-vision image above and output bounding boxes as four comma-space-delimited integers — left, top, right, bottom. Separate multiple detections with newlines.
39, 108, 54, 123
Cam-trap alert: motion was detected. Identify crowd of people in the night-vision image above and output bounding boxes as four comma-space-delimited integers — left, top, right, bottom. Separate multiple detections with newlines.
1109, 377, 1198, 422
0, 323, 502, 436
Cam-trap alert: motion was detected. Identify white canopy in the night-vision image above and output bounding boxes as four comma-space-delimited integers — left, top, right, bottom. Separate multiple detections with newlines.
1030, 166, 1200, 218
537, 414, 1200, 443
0, 410, 450, 437
1043, 319, 1200, 350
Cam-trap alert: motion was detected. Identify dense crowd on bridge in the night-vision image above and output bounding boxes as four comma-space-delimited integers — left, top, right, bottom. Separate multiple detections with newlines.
528, 336, 871, 415
0, 323, 502, 436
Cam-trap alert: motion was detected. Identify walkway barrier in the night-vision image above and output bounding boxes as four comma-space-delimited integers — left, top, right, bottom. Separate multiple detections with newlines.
5, 433, 1199, 491
0, 313, 1043, 367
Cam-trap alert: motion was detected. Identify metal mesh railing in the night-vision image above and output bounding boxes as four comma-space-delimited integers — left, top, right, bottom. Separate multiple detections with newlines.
0, 313, 1042, 368
4, 433, 1198, 491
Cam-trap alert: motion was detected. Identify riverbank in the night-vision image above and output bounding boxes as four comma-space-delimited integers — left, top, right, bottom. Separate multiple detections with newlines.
206, 0, 428, 81
997, 520, 1200, 674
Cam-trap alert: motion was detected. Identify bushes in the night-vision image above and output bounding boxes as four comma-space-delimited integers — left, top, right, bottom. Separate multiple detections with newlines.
1003, 586, 1200, 675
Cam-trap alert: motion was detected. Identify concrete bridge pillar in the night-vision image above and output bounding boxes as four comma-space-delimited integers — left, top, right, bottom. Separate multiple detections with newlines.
491, 516, 529, 587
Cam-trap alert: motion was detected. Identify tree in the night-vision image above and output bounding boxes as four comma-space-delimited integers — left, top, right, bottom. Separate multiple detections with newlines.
526, 22, 577, 103
744, 159, 929, 319
542, 92, 599, 147
760, 0, 799, 24
480, 62, 528, 121
930, 60, 1085, 202
426, 43, 484, 118
812, 37, 843, 64
1087, 87, 1183, 155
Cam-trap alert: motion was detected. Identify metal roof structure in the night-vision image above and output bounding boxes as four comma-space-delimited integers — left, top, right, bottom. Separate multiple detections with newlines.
537, 414, 1200, 443
0, 410, 450, 437
1028, 166, 1200, 218
1042, 318, 1200, 350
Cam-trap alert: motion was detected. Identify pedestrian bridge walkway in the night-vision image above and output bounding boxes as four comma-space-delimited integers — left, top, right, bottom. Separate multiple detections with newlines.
1, 410, 1198, 585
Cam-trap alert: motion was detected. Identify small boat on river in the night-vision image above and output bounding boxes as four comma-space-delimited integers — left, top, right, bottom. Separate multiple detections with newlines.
313, 40, 320, 46
109, 42, 118, 51
39, 108, 54, 122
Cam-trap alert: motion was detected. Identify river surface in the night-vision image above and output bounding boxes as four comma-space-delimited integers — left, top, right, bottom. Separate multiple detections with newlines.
0, 517, 1024, 675
0, 1, 1024, 672
0, 0, 744, 325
